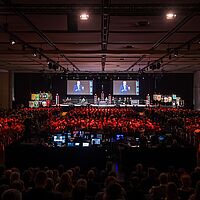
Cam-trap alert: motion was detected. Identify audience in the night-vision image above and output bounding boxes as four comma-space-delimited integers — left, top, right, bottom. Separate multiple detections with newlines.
0, 107, 199, 200
0, 162, 199, 200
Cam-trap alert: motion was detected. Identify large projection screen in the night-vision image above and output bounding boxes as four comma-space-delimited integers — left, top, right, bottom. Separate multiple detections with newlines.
113, 80, 139, 95
67, 80, 93, 95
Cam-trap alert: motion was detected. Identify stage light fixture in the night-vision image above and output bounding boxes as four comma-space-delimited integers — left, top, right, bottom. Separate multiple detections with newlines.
156, 62, 161, 69
174, 49, 178, 57
166, 12, 176, 20
47, 61, 53, 69
149, 64, 154, 70
80, 12, 89, 20
10, 38, 16, 45
33, 52, 37, 57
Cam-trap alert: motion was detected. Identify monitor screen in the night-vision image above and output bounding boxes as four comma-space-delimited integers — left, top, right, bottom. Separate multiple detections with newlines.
68, 142, 75, 147
113, 80, 139, 95
75, 143, 80, 146
53, 134, 65, 147
83, 143, 90, 147
96, 134, 103, 140
116, 134, 124, 141
159, 135, 165, 142
53, 134, 65, 143
67, 80, 93, 95
91, 138, 101, 145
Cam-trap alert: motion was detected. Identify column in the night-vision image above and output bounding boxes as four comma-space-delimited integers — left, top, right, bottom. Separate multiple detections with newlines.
194, 71, 200, 110
0, 70, 13, 109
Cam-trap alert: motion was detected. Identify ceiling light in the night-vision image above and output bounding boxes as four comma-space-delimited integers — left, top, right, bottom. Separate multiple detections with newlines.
32, 52, 37, 57
80, 13, 89, 20
174, 49, 178, 57
10, 38, 16, 45
166, 12, 176, 20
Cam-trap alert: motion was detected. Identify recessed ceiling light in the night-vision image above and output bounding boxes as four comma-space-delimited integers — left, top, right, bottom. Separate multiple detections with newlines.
166, 12, 176, 20
80, 13, 89, 20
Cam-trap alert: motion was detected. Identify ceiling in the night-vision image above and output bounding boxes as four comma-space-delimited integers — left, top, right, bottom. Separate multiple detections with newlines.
0, 0, 200, 73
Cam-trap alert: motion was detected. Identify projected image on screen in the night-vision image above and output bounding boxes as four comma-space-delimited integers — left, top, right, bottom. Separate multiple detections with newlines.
113, 80, 139, 95
67, 80, 93, 95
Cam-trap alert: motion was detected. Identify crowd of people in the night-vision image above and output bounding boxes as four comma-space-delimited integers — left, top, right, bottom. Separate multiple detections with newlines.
145, 108, 200, 146
0, 117, 24, 146
0, 108, 60, 146
0, 162, 200, 200
0, 107, 199, 199
49, 107, 161, 134
0, 107, 199, 147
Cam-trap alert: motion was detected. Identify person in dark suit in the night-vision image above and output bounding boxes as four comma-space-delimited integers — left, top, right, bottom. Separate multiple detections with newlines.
120, 81, 130, 93
73, 81, 84, 93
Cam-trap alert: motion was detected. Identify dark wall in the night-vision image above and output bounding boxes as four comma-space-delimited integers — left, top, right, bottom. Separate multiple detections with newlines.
14, 73, 193, 108
139, 73, 193, 107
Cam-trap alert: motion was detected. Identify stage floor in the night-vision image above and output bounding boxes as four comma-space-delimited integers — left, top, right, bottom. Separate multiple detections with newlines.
54, 104, 148, 107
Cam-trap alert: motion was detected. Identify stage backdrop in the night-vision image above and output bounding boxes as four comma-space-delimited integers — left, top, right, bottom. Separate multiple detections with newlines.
14, 73, 193, 108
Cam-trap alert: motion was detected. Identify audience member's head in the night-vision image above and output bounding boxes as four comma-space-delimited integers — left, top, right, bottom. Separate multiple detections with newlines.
104, 182, 125, 200
1, 189, 22, 200
66, 169, 73, 179
104, 176, 118, 188
87, 169, 95, 181
34, 170, 47, 188
0, 185, 9, 197
10, 180, 24, 192
181, 174, 191, 188
166, 182, 179, 200
10, 172, 20, 184
57, 165, 64, 176
46, 170, 53, 179
45, 178, 54, 192
53, 170, 60, 182
73, 178, 87, 200
159, 173, 168, 185
60, 172, 72, 188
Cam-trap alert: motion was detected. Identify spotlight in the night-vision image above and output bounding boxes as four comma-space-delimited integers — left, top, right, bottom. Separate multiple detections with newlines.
32, 49, 37, 57
166, 12, 176, 20
80, 12, 89, 20
33, 52, 37, 57
174, 49, 178, 57
47, 61, 53, 69
10, 38, 16, 45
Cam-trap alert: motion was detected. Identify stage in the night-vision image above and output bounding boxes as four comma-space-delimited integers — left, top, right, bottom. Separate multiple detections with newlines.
53, 103, 148, 108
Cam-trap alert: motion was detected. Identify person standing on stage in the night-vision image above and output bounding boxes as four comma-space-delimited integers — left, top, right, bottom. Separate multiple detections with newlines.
73, 81, 84, 93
